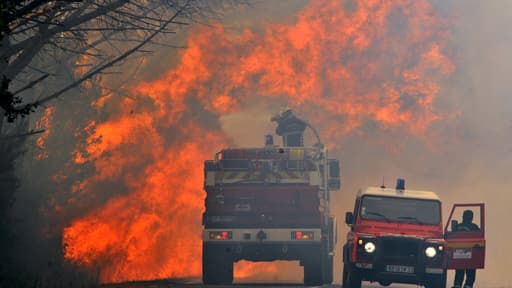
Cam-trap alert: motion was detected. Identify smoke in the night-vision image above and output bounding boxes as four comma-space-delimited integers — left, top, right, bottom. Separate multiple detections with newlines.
425, 1, 512, 286
12, 0, 511, 286
332, 1, 512, 286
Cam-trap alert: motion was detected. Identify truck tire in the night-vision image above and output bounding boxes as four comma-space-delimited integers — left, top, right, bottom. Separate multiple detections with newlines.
323, 255, 333, 284
304, 263, 322, 286
304, 253, 322, 286
202, 243, 233, 285
342, 263, 362, 288
425, 271, 447, 288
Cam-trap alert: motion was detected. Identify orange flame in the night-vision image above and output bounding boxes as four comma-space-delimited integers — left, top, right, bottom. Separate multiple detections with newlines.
234, 261, 303, 283
62, 0, 454, 283
64, 123, 225, 282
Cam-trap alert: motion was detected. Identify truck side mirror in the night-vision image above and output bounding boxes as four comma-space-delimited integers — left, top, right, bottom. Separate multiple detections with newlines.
451, 220, 458, 232
345, 212, 354, 225
328, 159, 341, 191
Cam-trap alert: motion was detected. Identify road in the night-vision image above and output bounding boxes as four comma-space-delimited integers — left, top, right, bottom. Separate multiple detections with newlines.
101, 279, 415, 288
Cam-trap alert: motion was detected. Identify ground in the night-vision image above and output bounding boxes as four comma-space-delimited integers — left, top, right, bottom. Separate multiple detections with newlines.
101, 279, 434, 288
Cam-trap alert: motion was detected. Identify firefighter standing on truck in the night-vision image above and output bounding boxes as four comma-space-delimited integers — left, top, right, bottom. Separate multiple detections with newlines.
452, 210, 480, 288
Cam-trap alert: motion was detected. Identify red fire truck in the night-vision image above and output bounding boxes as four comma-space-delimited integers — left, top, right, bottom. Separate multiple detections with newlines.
202, 110, 340, 285
342, 180, 486, 288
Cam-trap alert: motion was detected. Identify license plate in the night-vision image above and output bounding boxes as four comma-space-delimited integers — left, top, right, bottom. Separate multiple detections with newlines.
453, 249, 472, 259
385, 265, 414, 273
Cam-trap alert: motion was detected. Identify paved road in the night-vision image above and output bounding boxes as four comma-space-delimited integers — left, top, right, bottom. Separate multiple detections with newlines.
101, 278, 415, 288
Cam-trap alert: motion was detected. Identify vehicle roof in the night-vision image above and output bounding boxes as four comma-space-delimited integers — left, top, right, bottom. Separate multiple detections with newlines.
358, 186, 441, 201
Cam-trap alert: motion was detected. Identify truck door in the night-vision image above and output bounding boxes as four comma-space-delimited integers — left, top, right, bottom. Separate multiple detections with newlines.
444, 203, 485, 269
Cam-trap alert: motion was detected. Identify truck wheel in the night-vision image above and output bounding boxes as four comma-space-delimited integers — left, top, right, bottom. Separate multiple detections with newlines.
323, 255, 333, 284
425, 271, 447, 288
304, 254, 323, 286
342, 263, 362, 288
304, 263, 322, 286
202, 243, 233, 285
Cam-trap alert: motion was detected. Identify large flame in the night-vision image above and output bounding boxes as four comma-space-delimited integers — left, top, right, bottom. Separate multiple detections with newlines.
64, 122, 226, 281
62, 0, 454, 283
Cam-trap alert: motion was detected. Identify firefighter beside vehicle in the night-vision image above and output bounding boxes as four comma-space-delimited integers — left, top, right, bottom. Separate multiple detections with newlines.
452, 210, 480, 288
342, 180, 486, 288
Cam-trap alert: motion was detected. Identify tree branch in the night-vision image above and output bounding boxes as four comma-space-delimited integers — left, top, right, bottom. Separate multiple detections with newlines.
12, 72, 48, 95
17, 0, 193, 108
0, 128, 45, 141
4, 1, 124, 66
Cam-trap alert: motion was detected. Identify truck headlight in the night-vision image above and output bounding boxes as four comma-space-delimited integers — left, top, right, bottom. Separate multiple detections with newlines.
425, 246, 437, 258
364, 242, 376, 253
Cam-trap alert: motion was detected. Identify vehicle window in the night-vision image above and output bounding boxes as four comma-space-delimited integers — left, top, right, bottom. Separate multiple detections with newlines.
360, 196, 441, 225
447, 207, 481, 232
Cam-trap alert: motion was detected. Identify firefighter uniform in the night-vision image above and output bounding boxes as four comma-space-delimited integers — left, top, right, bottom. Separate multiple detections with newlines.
452, 210, 480, 288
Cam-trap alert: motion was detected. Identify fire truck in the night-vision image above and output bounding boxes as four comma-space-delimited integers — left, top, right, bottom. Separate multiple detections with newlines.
202, 110, 340, 285
342, 180, 486, 288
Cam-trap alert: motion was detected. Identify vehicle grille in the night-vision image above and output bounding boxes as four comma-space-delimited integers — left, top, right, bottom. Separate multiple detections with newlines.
378, 236, 421, 265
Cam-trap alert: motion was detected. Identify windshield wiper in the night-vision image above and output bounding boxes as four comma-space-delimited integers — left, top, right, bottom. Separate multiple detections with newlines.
397, 216, 426, 225
365, 211, 391, 222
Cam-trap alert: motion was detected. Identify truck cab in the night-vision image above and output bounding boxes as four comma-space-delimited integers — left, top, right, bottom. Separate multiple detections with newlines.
342, 181, 486, 288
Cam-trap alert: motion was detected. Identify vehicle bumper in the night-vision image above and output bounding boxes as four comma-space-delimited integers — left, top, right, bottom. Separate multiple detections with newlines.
354, 263, 444, 284
204, 241, 322, 262
349, 235, 445, 284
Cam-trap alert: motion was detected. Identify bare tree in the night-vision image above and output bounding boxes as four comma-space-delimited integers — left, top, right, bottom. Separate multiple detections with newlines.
0, 0, 242, 123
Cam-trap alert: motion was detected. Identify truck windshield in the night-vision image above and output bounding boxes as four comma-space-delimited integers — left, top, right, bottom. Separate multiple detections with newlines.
360, 196, 441, 225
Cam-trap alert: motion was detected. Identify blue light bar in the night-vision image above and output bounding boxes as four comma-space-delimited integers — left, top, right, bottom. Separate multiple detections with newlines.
265, 134, 274, 146
396, 178, 405, 190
